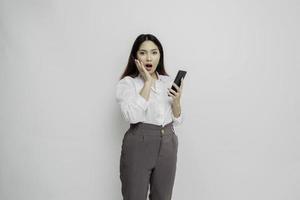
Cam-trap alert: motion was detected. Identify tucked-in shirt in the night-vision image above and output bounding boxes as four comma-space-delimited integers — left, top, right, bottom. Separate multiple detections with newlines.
115, 71, 183, 127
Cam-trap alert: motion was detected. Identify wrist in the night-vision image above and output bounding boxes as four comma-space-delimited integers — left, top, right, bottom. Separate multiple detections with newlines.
144, 80, 152, 86
172, 101, 180, 107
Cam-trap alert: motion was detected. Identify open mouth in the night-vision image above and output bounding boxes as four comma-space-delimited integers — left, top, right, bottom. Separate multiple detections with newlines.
145, 64, 152, 71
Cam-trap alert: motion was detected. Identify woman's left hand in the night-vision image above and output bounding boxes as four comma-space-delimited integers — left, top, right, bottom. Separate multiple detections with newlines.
167, 78, 184, 105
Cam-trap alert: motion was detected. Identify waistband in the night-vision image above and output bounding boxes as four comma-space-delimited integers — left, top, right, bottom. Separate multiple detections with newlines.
130, 121, 173, 131
129, 121, 174, 136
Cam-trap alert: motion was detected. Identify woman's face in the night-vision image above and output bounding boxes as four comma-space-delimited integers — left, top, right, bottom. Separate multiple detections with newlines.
136, 40, 160, 75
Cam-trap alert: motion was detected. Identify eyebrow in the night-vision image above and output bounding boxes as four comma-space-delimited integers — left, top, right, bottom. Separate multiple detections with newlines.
138, 49, 158, 51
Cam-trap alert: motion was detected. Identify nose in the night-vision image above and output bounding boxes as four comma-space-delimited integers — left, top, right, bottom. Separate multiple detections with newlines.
146, 53, 152, 61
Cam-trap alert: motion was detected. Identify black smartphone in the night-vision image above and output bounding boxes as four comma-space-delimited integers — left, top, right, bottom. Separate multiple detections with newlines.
171, 70, 187, 92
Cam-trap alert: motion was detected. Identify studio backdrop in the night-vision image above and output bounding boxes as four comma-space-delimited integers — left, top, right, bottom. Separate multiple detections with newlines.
0, 0, 299, 200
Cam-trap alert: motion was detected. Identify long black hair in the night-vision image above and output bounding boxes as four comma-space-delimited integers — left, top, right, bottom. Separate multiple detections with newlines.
119, 34, 169, 80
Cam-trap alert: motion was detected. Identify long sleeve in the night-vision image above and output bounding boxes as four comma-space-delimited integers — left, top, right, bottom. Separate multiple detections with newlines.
167, 76, 184, 127
172, 111, 184, 127
115, 76, 150, 124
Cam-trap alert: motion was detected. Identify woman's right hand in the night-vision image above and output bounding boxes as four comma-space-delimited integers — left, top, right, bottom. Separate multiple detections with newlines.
134, 59, 154, 84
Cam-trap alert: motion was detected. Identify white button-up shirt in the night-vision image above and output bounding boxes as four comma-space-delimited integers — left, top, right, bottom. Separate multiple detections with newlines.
115, 71, 183, 127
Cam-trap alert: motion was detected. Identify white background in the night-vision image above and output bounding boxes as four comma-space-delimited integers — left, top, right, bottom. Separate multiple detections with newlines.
1, 0, 299, 199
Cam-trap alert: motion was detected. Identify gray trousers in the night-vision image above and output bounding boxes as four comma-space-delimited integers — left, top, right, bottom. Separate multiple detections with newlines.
119, 122, 178, 200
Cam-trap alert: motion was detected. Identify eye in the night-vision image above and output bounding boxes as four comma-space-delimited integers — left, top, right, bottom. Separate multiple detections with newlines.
153, 51, 158, 54
139, 52, 145, 55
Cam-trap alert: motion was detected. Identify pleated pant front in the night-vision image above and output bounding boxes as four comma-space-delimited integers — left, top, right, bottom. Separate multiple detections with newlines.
119, 121, 178, 200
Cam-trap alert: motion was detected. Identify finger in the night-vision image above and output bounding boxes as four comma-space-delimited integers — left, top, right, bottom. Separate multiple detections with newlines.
168, 91, 176, 98
140, 62, 147, 72
171, 84, 181, 94
168, 88, 177, 95
134, 59, 140, 68
172, 83, 180, 91
135, 59, 145, 73
137, 60, 145, 70
180, 78, 184, 89
135, 59, 142, 67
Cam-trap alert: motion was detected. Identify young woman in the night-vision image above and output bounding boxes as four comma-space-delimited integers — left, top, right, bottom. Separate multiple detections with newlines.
115, 33, 184, 200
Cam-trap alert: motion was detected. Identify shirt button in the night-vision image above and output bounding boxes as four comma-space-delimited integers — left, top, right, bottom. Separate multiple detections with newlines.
161, 129, 165, 134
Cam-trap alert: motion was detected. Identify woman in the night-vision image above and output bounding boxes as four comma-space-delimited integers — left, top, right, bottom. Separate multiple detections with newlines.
115, 33, 184, 200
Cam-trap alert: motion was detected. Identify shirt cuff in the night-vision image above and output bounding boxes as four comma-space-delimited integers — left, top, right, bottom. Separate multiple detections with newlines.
172, 111, 183, 126
136, 94, 150, 111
